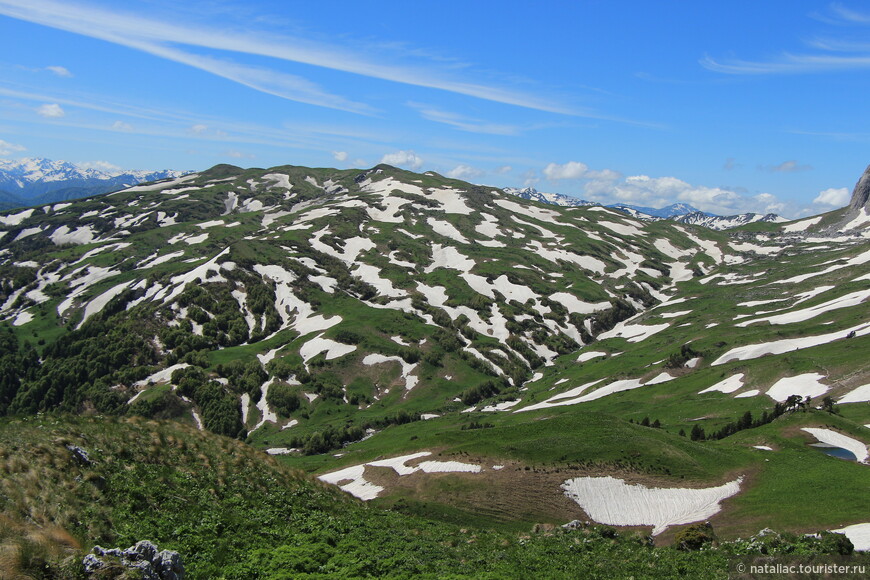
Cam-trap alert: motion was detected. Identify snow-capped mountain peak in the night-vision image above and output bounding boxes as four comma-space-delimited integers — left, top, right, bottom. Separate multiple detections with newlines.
0, 157, 190, 209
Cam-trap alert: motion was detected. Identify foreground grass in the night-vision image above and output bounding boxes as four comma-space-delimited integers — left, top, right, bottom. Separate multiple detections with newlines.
5, 414, 864, 579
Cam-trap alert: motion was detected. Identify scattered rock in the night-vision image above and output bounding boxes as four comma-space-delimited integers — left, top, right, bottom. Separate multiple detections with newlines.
83, 540, 184, 579
65, 444, 91, 465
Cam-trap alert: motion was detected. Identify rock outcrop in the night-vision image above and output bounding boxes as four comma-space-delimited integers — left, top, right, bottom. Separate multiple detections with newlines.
850, 164, 870, 211
82, 540, 184, 580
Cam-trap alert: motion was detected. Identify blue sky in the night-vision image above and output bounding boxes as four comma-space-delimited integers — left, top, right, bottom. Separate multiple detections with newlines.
1, 0, 869, 217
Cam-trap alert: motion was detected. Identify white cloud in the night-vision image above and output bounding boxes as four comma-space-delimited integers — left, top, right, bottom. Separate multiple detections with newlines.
380, 150, 423, 170
77, 160, 122, 172
190, 124, 209, 135
544, 161, 590, 180
45, 65, 72, 77
36, 103, 64, 118
751, 192, 786, 214
814, 187, 850, 206
585, 173, 792, 216
446, 164, 484, 180
332, 151, 348, 162
111, 120, 133, 131
496, 165, 512, 174
0, 139, 26, 155
544, 161, 622, 182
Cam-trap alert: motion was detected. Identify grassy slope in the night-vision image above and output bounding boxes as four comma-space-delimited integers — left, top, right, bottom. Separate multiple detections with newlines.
0, 414, 775, 579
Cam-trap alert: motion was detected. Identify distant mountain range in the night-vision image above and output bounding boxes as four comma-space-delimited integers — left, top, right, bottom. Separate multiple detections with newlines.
0, 157, 189, 210
502, 186, 596, 207
505, 187, 787, 230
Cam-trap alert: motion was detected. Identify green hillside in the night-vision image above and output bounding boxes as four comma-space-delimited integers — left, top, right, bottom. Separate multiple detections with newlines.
0, 163, 867, 574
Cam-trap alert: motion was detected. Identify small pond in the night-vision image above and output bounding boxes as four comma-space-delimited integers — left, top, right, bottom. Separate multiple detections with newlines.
810, 443, 859, 462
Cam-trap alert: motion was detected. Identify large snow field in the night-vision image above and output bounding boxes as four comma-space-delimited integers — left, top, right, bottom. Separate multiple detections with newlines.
318, 451, 484, 500
699, 374, 744, 395
561, 476, 743, 535
362, 353, 418, 390
736, 288, 870, 327
653, 238, 694, 260
425, 244, 475, 273
494, 197, 560, 221
597, 319, 670, 343
78, 280, 135, 328
514, 375, 662, 412
262, 173, 292, 190
832, 523, 870, 551
427, 217, 469, 244
354, 264, 408, 298
361, 175, 425, 198
801, 428, 868, 463
512, 215, 560, 238
299, 334, 356, 364
782, 216, 822, 233
50, 225, 96, 245
475, 212, 503, 238
367, 196, 410, 223
549, 292, 610, 315
839, 384, 870, 404
525, 240, 607, 273
0, 208, 35, 226
765, 373, 829, 402
841, 207, 870, 231
157, 248, 231, 304
772, 248, 870, 285
577, 351, 608, 362
57, 265, 122, 316
318, 464, 383, 501
425, 187, 474, 214
598, 219, 643, 237
712, 322, 870, 365
137, 250, 185, 270
309, 227, 375, 264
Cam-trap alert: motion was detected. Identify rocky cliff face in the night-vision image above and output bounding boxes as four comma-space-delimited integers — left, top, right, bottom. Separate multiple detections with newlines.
849, 164, 870, 211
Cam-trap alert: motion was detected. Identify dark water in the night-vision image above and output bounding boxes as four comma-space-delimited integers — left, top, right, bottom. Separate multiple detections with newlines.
814, 445, 858, 461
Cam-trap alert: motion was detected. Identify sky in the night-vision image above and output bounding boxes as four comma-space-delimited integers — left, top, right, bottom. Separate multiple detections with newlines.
1, 0, 870, 217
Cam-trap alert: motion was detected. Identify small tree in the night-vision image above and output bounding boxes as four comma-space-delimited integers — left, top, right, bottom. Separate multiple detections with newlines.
675, 522, 717, 550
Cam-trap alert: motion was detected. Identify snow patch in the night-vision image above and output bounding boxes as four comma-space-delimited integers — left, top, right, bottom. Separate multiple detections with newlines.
561, 476, 743, 535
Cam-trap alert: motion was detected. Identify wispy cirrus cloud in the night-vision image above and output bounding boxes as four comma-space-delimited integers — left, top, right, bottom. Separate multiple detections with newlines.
0, 0, 579, 115
702, 5, 870, 75
45, 65, 72, 77
410, 103, 522, 135
0, 84, 394, 153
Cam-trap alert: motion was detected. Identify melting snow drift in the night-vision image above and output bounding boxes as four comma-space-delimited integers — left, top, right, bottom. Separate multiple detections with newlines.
561, 476, 743, 535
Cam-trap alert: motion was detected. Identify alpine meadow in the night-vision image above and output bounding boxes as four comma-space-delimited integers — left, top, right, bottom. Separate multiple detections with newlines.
0, 1, 869, 579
